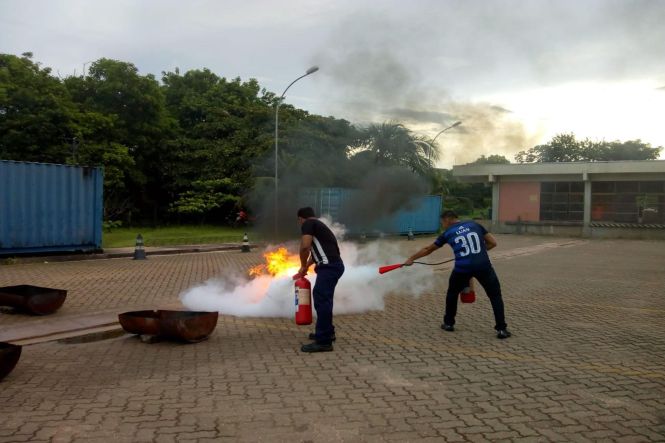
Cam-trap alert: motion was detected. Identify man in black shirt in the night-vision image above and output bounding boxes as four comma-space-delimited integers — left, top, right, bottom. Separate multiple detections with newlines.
294, 207, 345, 352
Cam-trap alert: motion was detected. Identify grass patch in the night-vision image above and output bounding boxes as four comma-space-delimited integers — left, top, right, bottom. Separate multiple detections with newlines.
103, 225, 260, 248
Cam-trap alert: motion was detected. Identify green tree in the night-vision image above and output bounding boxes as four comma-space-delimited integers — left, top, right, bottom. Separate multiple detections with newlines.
161, 69, 274, 222
2, 53, 462, 227
430, 168, 490, 217
0, 53, 79, 162
516, 133, 662, 163
471, 154, 510, 164
170, 178, 241, 223
63, 76, 137, 219
590, 139, 662, 161
65, 58, 175, 221
0, 54, 138, 219
276, 113, 363, 187
350, 122, 438, 177
515, 133, 585, 163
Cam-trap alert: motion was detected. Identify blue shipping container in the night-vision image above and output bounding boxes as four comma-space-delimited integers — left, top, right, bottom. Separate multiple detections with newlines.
299, 188, 441, 235
0, 160, 103, 254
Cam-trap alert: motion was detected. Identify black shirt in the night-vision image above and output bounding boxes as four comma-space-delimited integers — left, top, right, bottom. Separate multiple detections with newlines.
301, 218, 342, 265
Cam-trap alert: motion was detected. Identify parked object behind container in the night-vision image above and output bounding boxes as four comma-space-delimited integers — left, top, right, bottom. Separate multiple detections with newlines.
0, 285, 67, 315
0, 160, 103, 254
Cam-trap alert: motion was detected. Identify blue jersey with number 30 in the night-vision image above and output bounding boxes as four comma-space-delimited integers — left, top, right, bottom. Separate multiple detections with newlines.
434, 221, 491, 272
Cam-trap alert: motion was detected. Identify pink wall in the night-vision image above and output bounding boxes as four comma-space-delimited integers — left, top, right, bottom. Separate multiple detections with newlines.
499, 182, 541, 222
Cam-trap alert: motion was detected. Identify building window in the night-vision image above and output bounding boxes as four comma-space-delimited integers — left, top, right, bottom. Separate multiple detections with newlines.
540, 181, 584, 222
592, 181, 665, 224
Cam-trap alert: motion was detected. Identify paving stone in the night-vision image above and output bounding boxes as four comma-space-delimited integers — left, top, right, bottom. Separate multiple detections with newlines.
1, 236, 664, 441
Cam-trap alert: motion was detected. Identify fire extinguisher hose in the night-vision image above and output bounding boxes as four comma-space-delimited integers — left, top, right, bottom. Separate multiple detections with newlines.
379, 258, 454, 274
412, 258, 454, 266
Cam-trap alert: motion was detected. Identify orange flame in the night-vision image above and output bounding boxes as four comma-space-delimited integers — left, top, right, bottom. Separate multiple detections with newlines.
248, 247, 301, 277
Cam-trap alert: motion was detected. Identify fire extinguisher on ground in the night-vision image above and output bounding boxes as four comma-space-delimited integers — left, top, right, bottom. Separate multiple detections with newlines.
460, 286, 476, 303
293, 274, 312, 325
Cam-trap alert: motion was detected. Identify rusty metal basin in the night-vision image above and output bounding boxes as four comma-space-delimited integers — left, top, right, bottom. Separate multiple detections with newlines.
118, 310, 218, 343
0, 342, 22, 381
0, 285, 67, 315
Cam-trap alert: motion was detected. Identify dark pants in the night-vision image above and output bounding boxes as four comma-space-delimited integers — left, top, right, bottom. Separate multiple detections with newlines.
444, 267, 508, 330
312, 262, 345, 345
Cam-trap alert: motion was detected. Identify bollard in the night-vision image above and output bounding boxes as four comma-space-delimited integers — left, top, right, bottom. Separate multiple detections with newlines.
241, 233, 251, 252
360, 232, 367, 243
133, 234, 147, 260
407, 227, 414, 241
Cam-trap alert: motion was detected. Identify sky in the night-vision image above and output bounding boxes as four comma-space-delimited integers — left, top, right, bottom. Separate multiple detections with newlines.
1, 0, 664, 167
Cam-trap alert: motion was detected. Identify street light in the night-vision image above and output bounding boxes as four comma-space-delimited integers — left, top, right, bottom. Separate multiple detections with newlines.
424, 120, 461, 167
413, 120, 462, 167
274, 65, 319, 236
431, 120, 462, 144
82, 60, 95, 77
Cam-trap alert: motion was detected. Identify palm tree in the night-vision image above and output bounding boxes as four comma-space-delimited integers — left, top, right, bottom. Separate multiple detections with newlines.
350, 122, 439, 177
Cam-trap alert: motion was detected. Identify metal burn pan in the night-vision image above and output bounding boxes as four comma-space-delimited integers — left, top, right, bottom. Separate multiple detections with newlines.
0, 342, 22, 381
0, 285, 67, 315
118, 310, 219, 343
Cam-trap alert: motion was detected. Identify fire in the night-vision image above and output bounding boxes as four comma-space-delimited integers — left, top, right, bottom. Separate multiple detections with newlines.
249, 247, 301, 278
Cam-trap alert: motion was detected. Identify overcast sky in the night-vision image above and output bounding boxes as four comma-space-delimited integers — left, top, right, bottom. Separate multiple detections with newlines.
1, 0, 664, 166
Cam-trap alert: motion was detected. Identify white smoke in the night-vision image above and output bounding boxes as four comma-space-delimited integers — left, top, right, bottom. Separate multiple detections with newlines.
180, 217, 438, 317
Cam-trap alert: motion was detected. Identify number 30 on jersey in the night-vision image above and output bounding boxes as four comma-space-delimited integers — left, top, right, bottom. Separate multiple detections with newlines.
454, 232, 481, 256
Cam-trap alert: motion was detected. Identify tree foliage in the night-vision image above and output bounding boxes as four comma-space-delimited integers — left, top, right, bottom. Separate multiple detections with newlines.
0, 53, 80, 163
430, 152, 508, 217
3, 53, 662, 226
515, 133, 662, 163
160, 69, 273, 220
350, 122, 439, 177
471, 154, 510, 164
0, 53, 369, 224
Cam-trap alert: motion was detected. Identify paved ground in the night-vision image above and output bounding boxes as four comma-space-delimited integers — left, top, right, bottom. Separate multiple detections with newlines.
1, 235, 664, 442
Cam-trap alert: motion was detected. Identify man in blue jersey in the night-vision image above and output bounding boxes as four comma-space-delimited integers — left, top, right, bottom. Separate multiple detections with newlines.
404, 210, 511, 339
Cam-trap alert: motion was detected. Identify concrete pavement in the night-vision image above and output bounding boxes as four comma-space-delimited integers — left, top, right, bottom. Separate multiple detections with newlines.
1, 235, 664, 442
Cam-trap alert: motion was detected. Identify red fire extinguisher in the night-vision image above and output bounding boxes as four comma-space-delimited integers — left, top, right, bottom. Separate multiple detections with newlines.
460, 286, 476, 304
293, 275, 312, 325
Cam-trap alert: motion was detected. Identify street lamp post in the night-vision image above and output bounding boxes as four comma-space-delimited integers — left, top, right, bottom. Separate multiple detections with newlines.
412, 121, 462, 166
431, 120, 462, 145
274, 66, 319, 237
426, 120, 462, 166
82, 60, 95, 77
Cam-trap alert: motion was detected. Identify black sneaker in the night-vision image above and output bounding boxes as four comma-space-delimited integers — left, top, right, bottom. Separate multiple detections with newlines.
496, 329, 512, 339
301, 342, 333, 353
441, 324, 454, 332
308, 333, 336, 341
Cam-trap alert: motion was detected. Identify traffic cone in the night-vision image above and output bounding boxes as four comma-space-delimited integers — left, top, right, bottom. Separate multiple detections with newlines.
241, 233, 251, 252
133, 234, 147, 260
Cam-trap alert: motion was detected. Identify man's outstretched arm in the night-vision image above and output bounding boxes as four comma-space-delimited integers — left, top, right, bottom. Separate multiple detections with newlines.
404, 243, 441, 266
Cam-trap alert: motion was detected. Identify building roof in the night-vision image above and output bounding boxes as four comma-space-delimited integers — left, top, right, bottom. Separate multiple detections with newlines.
452, 160, 665, 182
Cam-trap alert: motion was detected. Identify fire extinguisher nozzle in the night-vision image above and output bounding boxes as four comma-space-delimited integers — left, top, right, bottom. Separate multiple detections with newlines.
378, 264, 404, 274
